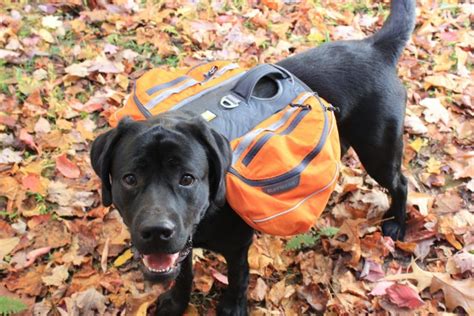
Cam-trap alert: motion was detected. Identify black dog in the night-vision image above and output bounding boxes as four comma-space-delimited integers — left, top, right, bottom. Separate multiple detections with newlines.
90, 0, 416, 314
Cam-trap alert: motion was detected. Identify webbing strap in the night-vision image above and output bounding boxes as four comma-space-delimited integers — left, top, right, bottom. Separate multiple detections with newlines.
231, 92, 313, 165
143, 63, 240, 111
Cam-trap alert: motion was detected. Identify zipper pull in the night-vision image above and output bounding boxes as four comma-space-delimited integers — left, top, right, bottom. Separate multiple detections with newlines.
290, 103, 312, 110
204, 66, 218, 80
324, 104, 340, 113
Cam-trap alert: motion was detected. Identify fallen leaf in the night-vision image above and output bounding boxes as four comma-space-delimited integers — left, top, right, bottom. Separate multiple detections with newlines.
0, 237, 20, 261
19, 129, 38, 151
42, 15, 63, 29
331, 219, 364, 267
360, 259, 385, 282
420, 98, 450, 125
38, 28, 55, 43
386, 283, 424, 309
384, 259, 433, 292
34, 117, 51, 134
430, 273, 474, 314
56, 154, 81, 178
0, 148, 23, 164
249, 277, 268, 301
210, 267, 228, 285
64, 288, 107, 315
42, 264, 69, 287
113, 248, 133, 267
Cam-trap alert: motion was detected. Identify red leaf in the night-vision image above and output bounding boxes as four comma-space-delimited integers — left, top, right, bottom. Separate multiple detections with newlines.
19, 128, 37, 151
210, 267, 228, 285
386, 284, 424, 309
21, 173, 41, 192
56, 154, 81, 178
0, 115, 17, 127
15, 246, 52, 270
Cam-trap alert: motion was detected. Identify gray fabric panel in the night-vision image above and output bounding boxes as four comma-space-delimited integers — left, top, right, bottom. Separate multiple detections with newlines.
170, 66, 309, 141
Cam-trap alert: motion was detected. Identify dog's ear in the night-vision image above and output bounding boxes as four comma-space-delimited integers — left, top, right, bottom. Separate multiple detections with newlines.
90, 118, 132, 206
185, 117, 231, 207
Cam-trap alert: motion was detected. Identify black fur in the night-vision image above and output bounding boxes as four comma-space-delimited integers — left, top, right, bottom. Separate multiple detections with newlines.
90, 1, 416, 314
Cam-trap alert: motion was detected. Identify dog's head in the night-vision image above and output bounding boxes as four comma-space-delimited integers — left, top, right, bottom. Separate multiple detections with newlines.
90, 112, 231, 282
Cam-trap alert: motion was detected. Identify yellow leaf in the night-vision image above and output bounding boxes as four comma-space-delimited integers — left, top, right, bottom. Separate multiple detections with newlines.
308, 29, 326, 43
0, 237, 20, 261
38, 28, 55, 43
409, 138, 427, 153
426, 157, 442, 174
433, 53, 455, 72
135, 301, 151, 316
424, 75, 457, 91
113, 248, 133, 267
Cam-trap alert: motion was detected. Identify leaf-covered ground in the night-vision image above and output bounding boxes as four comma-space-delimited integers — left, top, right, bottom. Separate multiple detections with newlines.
0, 0, 472, 315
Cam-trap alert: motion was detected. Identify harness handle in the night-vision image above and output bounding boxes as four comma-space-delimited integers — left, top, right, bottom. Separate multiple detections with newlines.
231, 64, 293, 103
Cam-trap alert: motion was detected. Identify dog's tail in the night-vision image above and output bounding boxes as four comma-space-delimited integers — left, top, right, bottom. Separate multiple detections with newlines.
370, 0, 416, 64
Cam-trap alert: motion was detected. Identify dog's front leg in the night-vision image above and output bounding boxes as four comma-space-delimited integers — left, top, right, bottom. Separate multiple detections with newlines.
217, 243, 251, 316
155, 252, 193, 316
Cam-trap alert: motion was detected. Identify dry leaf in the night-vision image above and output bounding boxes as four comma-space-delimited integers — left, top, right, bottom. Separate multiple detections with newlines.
386, 283, 424, 309
42, 264, 69, 287
56, 154, 81, 178
430, 273, 474, 314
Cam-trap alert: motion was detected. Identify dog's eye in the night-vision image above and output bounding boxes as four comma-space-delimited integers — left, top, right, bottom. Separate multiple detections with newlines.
122, 174, 137, 186
179, 174, 195, 186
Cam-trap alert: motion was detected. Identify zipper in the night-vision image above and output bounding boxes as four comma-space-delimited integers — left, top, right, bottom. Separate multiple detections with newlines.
228, 97, 331, 187
251, 162, 340, 223
241, 105, 311, 166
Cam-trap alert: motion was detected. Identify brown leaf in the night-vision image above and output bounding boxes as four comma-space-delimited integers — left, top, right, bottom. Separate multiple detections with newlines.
331, 219, 364, 267
193, 261, 213, 294
42, 264, 69, 287
384, 259, 433, 292
5, 265, 46, 296
296, 284, 329, 311
30, 220, 71, 249
0, 237, 20, 261
430, 273, 474, 314
249, 277, 267, 301
64, 288, 107, 316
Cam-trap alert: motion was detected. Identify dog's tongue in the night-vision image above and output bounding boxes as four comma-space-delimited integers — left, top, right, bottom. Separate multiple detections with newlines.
143, 252, 179, 270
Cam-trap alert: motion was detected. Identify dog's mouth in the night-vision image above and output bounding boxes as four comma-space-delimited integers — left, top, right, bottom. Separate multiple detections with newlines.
136, 239, 192, 277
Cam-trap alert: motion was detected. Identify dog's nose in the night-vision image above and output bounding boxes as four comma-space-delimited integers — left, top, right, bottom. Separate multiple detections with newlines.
139, 221, 176, 242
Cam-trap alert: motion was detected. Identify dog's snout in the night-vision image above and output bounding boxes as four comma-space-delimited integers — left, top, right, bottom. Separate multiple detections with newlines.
139, 221, 176, 242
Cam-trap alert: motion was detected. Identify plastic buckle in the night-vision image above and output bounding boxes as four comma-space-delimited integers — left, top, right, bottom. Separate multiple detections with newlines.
220, 94, 241, 109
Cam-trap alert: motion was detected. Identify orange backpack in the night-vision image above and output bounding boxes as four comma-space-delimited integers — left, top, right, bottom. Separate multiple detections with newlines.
110, 61, 341, 236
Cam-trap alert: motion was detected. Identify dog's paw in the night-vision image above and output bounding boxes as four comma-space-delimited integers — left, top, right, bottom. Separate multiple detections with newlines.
217, 296, 248, 316
155, 294, 187, 316
382, 219, 406, 241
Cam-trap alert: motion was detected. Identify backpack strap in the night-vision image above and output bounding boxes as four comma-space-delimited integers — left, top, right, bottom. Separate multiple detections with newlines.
231, 64, 294, 103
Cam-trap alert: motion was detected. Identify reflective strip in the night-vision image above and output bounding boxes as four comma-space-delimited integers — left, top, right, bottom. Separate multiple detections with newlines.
212, 63, 239, 79
231, 92, 313, 165
146, 76, 189, 96
144, 78, 199, 110
231, 107, 298, 165
133, 83, 152, 118
169, 72, 246, 111
251, 162, 340, 224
